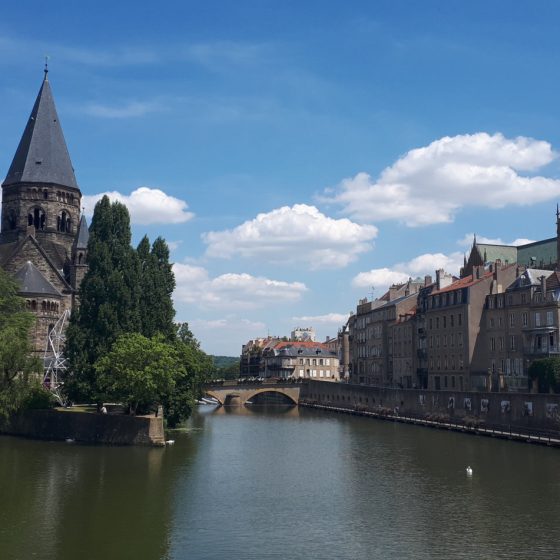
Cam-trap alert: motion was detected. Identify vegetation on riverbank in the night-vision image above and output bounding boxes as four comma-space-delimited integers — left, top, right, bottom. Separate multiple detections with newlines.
0, 268, 53, 419
65, 196, 211, 426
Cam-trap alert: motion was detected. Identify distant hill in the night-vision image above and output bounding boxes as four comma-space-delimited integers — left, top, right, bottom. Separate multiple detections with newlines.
212, 355, 239, 369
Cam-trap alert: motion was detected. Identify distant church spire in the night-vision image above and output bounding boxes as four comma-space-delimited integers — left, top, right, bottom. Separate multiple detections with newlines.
3, 68, 78, 190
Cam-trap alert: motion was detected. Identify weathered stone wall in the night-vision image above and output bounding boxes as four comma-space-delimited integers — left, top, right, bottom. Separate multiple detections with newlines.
301, 381, 560, 433
0, 409, 165, 446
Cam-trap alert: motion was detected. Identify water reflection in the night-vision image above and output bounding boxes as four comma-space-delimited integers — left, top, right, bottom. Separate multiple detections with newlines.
2, 409, 560, 560
0, 432, 199, 560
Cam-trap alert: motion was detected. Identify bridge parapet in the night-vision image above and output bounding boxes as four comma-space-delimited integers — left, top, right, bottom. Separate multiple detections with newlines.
204, 383, 301, 406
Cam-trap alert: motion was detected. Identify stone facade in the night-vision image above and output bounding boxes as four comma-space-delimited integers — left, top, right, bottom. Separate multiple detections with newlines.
349, 279, 421, 386
0, 71, 88, 356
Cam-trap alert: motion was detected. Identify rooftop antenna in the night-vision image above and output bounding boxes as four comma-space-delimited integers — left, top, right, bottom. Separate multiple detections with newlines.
369, 286, 375, 301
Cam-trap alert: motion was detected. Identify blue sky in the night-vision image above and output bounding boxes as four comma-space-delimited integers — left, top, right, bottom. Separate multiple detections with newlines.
3, 1, 560, 355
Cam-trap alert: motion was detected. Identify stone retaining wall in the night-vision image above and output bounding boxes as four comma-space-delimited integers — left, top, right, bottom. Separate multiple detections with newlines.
301, 381, 560, 434
0, 409, 165, 446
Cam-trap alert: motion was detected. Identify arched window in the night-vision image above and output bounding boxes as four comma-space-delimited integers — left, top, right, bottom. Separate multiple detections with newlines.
28, 207, 46, 230
78, 252, 83, 264
57, 211, 72, 233
42, 301, 47, 311
43, 190, 48, 200
31, 300, 37, 311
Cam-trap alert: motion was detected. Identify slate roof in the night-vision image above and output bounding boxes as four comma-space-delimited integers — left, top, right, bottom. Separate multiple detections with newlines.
74, 214, 89, 250
3, 72, 78, 189
13, 261, 61, 296
506, 269, 553, 291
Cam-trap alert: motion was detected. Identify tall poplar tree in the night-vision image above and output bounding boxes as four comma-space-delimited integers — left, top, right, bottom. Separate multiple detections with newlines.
137, 235, 176, 340
66, 196, 141, 401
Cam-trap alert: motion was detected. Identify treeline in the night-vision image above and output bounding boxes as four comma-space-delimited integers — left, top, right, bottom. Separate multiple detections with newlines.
66, 195, 211, 426
0, 268, 48, 418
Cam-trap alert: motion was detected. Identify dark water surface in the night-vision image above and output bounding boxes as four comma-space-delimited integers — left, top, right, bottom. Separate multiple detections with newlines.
1, 405, 560, 560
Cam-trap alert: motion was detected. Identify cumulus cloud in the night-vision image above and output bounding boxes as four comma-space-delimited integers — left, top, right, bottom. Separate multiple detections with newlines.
202, 204, 377, 269
457, 233, 535, 247
291, 313, 350, 324
324, 132, 560, 226
173, 263, 307, 310
352, 251, 464, 291
83, 187, 194, 225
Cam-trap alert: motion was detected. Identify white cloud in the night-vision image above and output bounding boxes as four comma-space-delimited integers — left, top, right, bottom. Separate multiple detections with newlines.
291, 313, 350, 324
202, 204, 378, 269
83, 187, 194, 225
173, 263, 307, 310
352, 251, 464, 291
325, 132, 560, 226
457, 233, 535, 247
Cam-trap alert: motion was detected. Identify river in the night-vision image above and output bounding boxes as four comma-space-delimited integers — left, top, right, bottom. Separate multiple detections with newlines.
1, 405, 559, 560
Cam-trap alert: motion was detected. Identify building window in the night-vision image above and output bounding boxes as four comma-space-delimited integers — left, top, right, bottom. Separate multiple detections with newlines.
510, 335, 516, 350
450, 315, 454, 327
458, 313, 462, 326
491, 338, 496, 351
443, 316, 447, 328
521, 293, 526, 304
547, 311, 554, 326
488, 297, 495, 309
499, 337, 504, 350
490, 317, 495, 328
436, 317, 440, 329
535, 312, 541, 327
522, 312, 528, 327
509, 313, 515, 327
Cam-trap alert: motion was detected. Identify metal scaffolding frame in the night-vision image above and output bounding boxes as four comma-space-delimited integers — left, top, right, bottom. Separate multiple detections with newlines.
43, 309, 70, 405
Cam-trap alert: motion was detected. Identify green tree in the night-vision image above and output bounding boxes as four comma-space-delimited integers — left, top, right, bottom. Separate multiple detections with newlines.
137, 236, 175, 341
163, 323, 213, 427
528, 357, 560, 393
95, 333, 177, 415
66, 196, 141, 402
0, 268, 42, 417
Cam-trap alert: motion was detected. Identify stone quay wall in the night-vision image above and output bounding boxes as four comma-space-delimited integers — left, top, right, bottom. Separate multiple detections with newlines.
300, 381, 560, 435
0, 409, 165, 446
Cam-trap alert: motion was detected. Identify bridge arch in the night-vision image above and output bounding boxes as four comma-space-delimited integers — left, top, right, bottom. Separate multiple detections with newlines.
204, 385, 300, 406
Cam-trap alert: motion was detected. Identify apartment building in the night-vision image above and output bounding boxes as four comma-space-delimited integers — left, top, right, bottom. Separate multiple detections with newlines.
421, 264, 518, 391
349, 279, 420, 385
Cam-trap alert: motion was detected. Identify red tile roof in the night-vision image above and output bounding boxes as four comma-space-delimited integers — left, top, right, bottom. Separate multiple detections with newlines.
430, 271, 493, 295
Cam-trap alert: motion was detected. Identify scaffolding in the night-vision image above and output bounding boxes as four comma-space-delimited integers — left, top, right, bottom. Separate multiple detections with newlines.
43, 309, 70, 406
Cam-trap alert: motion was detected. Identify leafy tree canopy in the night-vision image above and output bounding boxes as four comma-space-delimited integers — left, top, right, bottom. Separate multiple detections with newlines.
0, 267, 43, 417
529, 358, 560, 393
95, 333, 178, 415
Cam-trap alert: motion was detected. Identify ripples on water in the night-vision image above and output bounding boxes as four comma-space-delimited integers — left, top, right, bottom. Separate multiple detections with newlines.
1, 405, 560, 560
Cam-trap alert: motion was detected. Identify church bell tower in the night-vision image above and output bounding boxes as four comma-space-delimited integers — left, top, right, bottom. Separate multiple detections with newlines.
0, 65, 82, 255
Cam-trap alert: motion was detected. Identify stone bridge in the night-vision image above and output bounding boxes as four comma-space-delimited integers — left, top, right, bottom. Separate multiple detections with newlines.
204, 382, 302, 406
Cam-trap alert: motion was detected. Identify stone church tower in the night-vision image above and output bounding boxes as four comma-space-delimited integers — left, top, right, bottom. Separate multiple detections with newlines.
0, 68, 88, 356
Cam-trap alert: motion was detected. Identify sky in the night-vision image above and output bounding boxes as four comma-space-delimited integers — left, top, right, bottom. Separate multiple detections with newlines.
3, 1, 560, 355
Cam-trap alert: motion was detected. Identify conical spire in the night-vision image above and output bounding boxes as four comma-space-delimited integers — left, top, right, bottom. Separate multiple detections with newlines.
3, 71, 78, 189
74, 214, 89, 250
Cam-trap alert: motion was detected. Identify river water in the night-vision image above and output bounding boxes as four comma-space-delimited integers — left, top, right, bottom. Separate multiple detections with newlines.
1, 405, 560, 560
